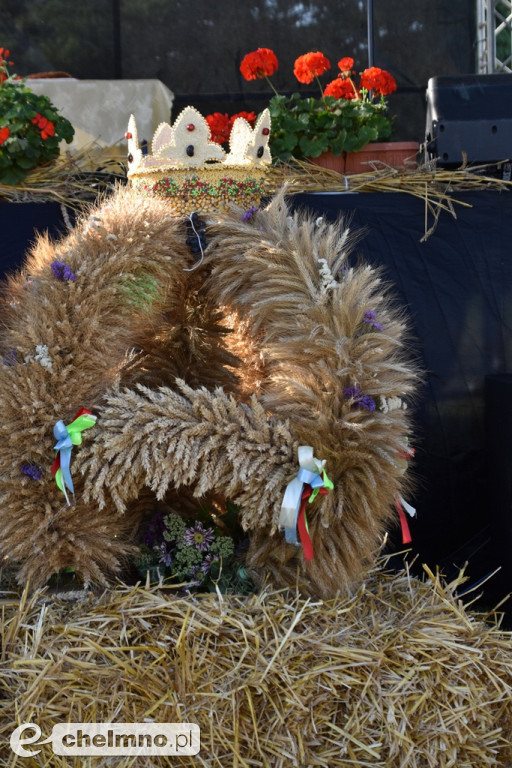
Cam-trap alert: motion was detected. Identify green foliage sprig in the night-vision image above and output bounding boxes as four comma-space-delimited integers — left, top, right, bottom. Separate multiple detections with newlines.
268, 93, 393, 162
0, 48, 74, 185
134, 506, 256, 594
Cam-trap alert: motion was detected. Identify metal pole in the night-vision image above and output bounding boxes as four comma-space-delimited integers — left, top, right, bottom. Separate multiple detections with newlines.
367, 0, 375, 67
486, 0, 496, 73
476, 0, 488, 73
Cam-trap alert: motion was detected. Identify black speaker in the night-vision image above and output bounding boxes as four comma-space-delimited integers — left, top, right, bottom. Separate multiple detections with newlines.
485, 374, 512, 617
425, 73, 512, 166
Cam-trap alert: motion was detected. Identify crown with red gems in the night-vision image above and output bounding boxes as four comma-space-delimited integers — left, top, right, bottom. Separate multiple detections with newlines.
126, 106, 272, 215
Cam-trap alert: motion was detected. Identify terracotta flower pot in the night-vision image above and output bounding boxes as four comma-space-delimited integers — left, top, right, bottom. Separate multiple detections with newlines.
309, 141, 419, 175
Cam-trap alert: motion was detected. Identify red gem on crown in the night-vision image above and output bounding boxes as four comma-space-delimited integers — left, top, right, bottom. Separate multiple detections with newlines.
125, 131, 132, 140
187, 123, 196, 132
262, 127, 270, 136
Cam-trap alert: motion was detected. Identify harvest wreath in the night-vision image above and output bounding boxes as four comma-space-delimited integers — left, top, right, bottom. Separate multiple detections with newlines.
0, 182, 418, 596
0, 104, 418, 594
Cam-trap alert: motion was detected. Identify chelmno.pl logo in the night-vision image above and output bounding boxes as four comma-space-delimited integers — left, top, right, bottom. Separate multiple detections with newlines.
10, 722, 200, 757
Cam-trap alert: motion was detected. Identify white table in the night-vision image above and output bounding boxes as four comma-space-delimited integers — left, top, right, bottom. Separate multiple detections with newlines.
28, 79, 174, 152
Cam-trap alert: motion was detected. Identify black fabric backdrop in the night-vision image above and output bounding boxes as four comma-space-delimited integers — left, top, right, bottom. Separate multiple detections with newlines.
0, 200, 70, 280
2, 192, 512, 606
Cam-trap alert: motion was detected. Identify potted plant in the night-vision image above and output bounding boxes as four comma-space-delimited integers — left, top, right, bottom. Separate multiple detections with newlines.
0, 48, 74, 186
239, 47, 417, 173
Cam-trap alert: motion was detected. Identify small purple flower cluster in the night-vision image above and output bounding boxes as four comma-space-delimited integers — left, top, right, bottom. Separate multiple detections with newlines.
242, 206, 259, 222
2, 348, 17, 366
51, 261, 77, 282
343, 386, 375, 412
21, 463, 43, 480
363, 310, 382, 331
155, 541, 174, 567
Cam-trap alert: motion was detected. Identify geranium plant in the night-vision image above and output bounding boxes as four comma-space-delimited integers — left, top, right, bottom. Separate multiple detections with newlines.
240, 47, 397, 163
205, 110, 257, 144
0, 48, 74, 185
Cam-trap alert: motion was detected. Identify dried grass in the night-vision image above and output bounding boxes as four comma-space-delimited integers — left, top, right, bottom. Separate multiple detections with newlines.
1, 563, 511, 767
0, 145, 125, 209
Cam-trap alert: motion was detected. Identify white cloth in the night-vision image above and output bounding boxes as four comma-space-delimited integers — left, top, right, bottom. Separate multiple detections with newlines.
28, 79, 174, 152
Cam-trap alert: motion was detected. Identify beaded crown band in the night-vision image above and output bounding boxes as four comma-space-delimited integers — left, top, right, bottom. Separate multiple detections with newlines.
126, 106, 272, 215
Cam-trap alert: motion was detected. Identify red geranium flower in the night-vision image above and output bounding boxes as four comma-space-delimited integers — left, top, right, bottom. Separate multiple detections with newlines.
359, 66, 397, 96
207, 111, 259, 145
0, 48, 14, 75
323, 77, 358, 100
337, 57, 354, 73
0, 126, 10, 144
31, 113, 56, 139
230, 111, 257, 128
240, 48, 278, 81
293, 51, 331, 84
206, 112, 231, 144
41, 121, 55, 139
31, 113, 45, 128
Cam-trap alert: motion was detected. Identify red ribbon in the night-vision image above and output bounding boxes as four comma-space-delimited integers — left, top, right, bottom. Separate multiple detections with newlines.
395, 496, 412, 545
297, 485, 329, 561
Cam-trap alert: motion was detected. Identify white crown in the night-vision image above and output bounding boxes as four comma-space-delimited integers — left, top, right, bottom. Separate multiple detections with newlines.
126, 106, 272, 176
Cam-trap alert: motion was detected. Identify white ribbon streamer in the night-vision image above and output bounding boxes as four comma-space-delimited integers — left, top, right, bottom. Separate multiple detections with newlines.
398, 494, 416, 518
279, 446, 326, 545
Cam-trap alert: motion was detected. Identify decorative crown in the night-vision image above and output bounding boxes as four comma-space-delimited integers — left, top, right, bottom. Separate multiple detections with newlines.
126, 106, 272, 215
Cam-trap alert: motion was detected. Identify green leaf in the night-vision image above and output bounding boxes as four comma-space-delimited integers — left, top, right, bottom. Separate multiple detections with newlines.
14, 155, 38, 169
0, 165, 28, 185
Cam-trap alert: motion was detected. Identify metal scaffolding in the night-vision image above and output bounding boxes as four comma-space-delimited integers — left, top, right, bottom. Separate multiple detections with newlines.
477, 0, 512, 72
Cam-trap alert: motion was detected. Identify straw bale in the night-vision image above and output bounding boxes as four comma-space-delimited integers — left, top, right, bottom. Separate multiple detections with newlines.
0, 564, 511, 767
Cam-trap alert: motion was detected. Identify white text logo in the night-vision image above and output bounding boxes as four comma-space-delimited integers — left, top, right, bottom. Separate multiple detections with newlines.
10, 722, 200, 756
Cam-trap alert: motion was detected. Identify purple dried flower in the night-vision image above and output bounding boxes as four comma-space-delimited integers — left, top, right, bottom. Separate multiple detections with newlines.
242, 206, 259, 223
201, 553, 216, 575
343, 386, 362, 401
183, 521, 215, 552
358, 395, 376, 412
51, 261, 77, 282
2, 348, 17, 367
344, 387, 376, 412
363, 310, 382, 331
21, 463, 43, 480
155, 541, 174, 567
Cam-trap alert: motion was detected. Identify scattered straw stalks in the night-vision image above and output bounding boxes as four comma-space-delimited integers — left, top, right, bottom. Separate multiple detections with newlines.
266, 158, 512, 240
0, 144, 125, 210
0, 563, 511, 767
